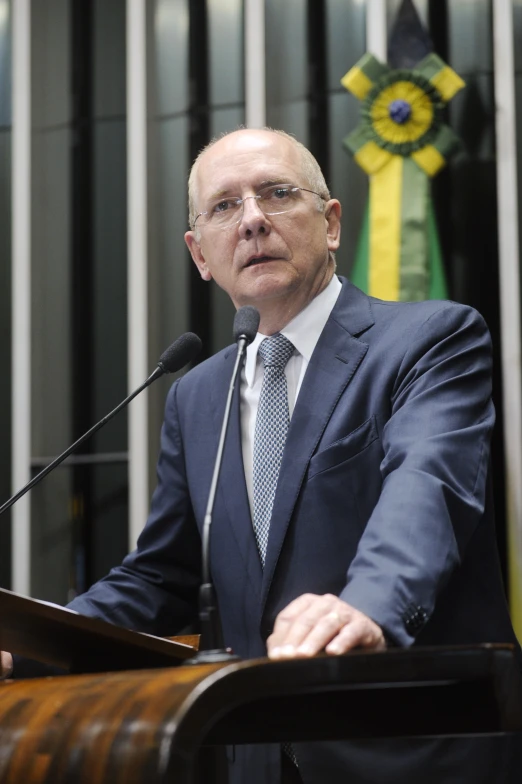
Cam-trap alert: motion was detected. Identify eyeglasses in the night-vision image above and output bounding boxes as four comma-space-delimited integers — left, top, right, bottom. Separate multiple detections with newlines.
193, 184, 325, 230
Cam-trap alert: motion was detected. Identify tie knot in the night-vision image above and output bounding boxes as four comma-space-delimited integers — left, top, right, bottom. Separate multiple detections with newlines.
258, 333, 294, 369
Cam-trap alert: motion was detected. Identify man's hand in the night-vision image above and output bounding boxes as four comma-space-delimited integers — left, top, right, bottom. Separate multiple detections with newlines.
0, 651, 13, 680
267, 593, 386, 659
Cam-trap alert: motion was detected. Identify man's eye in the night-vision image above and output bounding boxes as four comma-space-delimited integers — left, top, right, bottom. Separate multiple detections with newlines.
213, 200, 234, 213
272, 187, 292, 199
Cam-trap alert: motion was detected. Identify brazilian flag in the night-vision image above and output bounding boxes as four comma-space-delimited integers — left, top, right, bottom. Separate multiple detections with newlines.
342, 51, 464, 302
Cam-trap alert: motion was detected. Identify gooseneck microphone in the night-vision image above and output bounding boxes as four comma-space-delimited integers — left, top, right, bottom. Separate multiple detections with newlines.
0, 332, 202, 520
232, 304, 260, 349
189, 306, 260, 663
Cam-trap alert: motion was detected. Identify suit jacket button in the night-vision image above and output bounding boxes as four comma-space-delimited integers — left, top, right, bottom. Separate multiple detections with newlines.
403, 605, 428, 634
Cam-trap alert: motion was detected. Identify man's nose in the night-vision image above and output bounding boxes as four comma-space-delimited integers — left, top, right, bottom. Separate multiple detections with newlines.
238, 196, 271, 238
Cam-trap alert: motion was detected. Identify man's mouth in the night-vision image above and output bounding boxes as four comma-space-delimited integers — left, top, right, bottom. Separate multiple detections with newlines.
245, 255, 277, 267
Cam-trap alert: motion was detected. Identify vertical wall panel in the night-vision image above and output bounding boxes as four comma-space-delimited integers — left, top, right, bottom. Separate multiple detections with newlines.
148, 0, 191, 490
493, 0, 522, 641
90, 0, 128, 579
0, 0, 11, 588
11, 0, 32, 595
244, 0, 265, 127
209, 0, 243, 107
265, 0, 308, 141
514, 0, 522, 261
0, 0, 10, 125
325, 0, 366, 277
30, 0, 72, 602
208, 0, 245, 351
512, 0, 522, 635
127, 0, 149, 548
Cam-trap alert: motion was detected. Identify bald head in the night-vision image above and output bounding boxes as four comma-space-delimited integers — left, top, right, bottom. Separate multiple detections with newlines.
188, 128, 331, 229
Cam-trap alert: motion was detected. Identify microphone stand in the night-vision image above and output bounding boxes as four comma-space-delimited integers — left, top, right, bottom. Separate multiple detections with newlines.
0, 334, 202, 520
186, 330, 254, 664
0, 370, 163, 520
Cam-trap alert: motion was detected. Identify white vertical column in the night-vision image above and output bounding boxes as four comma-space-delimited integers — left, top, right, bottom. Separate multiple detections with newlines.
493, 0, 522, 640
127, 0, 149, 549
245, 0, 266, 127
11, 0, 31, 595
366, 0, 387, 60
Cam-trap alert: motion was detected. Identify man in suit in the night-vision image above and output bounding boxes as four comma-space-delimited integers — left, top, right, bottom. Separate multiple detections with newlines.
2, 128, 521, 782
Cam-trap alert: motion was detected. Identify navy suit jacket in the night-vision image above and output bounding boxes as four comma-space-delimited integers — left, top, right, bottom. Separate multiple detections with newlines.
69, 278, 521, 782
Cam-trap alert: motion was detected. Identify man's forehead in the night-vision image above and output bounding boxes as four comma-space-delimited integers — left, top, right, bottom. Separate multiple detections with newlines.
197, 130, 300, 182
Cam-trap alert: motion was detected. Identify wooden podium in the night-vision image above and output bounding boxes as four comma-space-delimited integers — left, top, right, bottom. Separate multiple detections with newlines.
0, 588, 521, 783
0, 587, 195, 672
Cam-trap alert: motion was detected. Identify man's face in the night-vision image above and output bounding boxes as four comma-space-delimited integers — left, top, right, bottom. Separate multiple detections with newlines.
185, 130, 341, 316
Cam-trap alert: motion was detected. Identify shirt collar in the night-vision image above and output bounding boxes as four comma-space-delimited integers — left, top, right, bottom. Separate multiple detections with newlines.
243, 275, 342, 388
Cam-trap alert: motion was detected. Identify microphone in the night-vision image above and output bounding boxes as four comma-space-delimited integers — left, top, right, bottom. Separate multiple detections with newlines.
188, 306, 260, 664
0, 333, 202, 519
232, 304, 260, 347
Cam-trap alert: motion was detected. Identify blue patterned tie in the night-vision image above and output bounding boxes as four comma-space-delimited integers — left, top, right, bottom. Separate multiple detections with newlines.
253, 334, 300, 771
252, 333, 295, 566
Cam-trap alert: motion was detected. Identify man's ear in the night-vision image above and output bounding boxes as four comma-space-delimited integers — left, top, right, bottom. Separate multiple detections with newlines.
325, 199, 342, 253
185, 231, 213, 281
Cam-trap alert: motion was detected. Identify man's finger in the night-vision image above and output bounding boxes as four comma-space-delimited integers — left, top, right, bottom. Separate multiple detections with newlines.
0, 651, 13, 680
291, 608, 352, 657
325, 618, 386, 655
268, 594, 349, 657
268, 593, 329, 650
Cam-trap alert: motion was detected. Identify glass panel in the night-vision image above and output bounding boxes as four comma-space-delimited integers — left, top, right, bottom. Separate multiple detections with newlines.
148, 0, 192, 490
88, 0, 129, 582
325, 0, 368, 277
448, 0, 492, 75
208, 2, 245, 350
328, 92, 368, 278
209, 107, 244, 351
90, 118, 128, 580
0, 0, 10, 588
208, 0, 243, 107
514, 0, 522, 74
30, 0, 73, 602
154, 0, 189, 115
445, 0, 496, 305
31, 471, 73, 603
93, 0, 126, 119
152, 116, 190, 352
265, 0, 308, 142
0, 0, 11, 126
148, 115, 191, 483
31, 0, 70, 128
325, 0, 365, 92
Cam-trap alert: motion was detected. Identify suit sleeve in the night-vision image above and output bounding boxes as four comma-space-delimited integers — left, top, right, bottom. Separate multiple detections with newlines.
339, 303, 495, 646
67, 380, 201, 636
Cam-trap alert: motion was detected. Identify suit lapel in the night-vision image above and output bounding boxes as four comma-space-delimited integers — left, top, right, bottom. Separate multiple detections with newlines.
210, 349, 263, 593
260, 280, 374, 609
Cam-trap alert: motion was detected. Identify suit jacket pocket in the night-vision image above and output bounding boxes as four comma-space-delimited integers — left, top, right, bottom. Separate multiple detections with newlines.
308, 416, 379, 479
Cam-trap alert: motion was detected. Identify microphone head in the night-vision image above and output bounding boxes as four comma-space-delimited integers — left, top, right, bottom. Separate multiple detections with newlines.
233, 306, 260, 345
157, 332, 202, 374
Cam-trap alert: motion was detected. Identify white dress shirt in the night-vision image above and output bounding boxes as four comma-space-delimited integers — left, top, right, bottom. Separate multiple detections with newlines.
241, 274, 342, 515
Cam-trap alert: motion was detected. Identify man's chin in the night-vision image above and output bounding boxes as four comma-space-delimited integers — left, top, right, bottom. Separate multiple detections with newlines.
237, 272, 298, 305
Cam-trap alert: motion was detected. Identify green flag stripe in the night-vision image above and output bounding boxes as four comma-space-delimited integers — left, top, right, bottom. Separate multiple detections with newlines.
427, 201, 448, 299
399, 158, 430, 300
358, 52, 389, 85
343, 126, 373, 156
415, 52, 445, 82
350, 200, 370, 293
431, 124, 462, 161
350, 194, 449, 303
